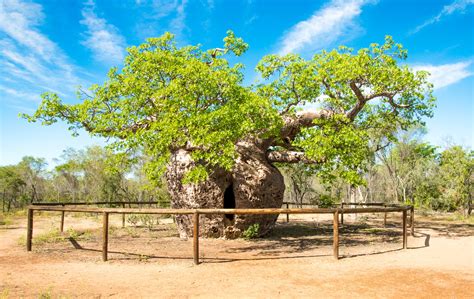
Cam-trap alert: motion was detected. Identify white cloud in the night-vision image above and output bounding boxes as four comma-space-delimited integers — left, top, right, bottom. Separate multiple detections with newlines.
80, 0, 126, 64
169, 0, 187, 36
410, 0, 474, 34
412, 61, 473, 89
278, 0, 374, 55
0, 0, 85, 110
0, 85, 39, 103
0, 0, 55, 60
134, 0, 188, 38
149, 0, 185, 19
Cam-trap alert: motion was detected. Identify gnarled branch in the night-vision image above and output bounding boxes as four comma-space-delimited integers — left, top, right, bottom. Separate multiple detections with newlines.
278, 109, 334, 144
388, 96, 410, 108
267, 150, 324, 164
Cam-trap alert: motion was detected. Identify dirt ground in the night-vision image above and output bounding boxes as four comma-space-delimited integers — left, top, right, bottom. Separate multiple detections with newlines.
0, 211, 473, 298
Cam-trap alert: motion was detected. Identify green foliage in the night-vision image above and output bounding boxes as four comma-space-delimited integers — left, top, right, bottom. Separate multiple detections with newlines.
24, 32, 434, 187
429, 196, 458, 212
223, 30, 249, 56
23, 31, 280, 184
26, 228, 63, 245
0, 214, 13, 226
296, 115, 370, 185
0, 165, 26, 203
317, 194, 336, 208
437, 146, 473, 211
242, 223, 260, 239
0, 145, 170, 210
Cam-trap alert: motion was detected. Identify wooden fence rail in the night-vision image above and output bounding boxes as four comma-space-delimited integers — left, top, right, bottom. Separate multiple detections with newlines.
31, 201, 168, 206
26, 205, 412, 265
32, 201, 414, 233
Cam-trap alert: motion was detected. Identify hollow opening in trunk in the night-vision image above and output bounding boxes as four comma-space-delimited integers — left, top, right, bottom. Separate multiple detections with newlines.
224, 184, 235, 221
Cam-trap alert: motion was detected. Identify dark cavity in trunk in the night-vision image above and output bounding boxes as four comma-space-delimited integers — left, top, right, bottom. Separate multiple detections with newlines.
224, 184, 236, 221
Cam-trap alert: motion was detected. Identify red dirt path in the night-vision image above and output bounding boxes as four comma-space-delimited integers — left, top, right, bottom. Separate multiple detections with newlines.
0, 213, 473, 298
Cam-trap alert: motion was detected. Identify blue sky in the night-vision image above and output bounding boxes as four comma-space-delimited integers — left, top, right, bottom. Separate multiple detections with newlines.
0, 0, 473, 167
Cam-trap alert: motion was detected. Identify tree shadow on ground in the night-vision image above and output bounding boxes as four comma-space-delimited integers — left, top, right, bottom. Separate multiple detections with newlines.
65, 237, 329, 264
37, 215, 469, 264
411, 220, 473, 238
224, 220, 404, 257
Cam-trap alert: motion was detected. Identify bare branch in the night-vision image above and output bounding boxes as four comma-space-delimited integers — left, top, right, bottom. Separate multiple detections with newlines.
207, 48, 226, 66
388, 96, 410, 108
280, 79, 301, 115
267, 150, 324, 164
279, 109, 334, 142
350, 81, 366, 102
346, 82, 368, 121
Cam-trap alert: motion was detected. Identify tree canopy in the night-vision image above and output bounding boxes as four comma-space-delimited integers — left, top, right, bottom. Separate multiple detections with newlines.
24, 31, 435, 184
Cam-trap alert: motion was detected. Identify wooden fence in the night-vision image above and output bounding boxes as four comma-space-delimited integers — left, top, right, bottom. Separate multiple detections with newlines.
26, 203, 413, 265
282, 202, 415, 235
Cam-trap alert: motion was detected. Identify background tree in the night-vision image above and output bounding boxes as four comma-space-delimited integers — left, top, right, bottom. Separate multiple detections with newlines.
24, 32, 435, 238
280, 163, 316, 208
436, 146, 473, 213
0, 165, 26, 212
17, 156, 48, 203
376, 128, 438, 204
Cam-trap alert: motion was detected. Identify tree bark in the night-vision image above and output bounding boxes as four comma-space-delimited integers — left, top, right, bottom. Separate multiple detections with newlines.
166, 141, 285, 239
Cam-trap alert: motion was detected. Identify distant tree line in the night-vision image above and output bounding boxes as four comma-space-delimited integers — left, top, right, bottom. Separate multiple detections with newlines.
1, 131, 472, 214
0, 146, 169, 212
282, 129, 473, 215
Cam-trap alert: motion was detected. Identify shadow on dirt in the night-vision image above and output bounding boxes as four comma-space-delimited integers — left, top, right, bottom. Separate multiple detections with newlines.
37, 214, 469, 264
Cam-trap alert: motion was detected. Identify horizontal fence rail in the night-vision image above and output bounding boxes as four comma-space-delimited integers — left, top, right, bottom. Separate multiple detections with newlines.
26, 204, 413, 265
31, 201, 169, 206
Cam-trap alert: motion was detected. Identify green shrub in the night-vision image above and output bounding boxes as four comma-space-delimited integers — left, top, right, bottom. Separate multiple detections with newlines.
318, 195, 336, 208
127, 214, 157, 229
127, 214, 139, 226
139, 215, 156, 230
242, 224, 260, 240
0, 214, 13, 226
430, 197, 457, 212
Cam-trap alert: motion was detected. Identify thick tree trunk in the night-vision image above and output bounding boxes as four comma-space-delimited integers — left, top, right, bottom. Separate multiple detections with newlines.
166, 141, 285, 239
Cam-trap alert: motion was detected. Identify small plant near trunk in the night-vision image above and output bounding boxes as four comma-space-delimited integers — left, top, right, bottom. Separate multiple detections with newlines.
242, 224, 260, 240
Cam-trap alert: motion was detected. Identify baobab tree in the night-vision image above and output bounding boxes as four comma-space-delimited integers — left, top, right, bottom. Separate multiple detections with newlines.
24, 31, 434, 238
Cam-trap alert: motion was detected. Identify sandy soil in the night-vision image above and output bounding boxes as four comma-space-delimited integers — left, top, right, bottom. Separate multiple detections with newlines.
0, 212, 473, 298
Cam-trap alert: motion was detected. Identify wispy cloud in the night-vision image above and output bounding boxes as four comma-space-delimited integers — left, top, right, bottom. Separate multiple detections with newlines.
0, 0, 54, 60
412, 61, 473, 89
169, 0, 187, 36
410, 0, 474, 34
80, 0, 126, 64
134, 0, 188, 38
0, 85, 39, 103
277, 0, 374, 55
0, 0, 85, 110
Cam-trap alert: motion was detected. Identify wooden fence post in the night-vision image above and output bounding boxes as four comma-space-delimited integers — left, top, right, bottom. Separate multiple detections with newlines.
402, 209, 407, 249
122, 203, 126, 228
286, 203, 289, 223
340, 203, 344, 225
102, 212, 109, 261
410, 206, 414, 236
333, 210, 339, 260
193, 212, 200, 265
60, 207, 65, 233
27, 208, 33, 251
383, 204, 387, 227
